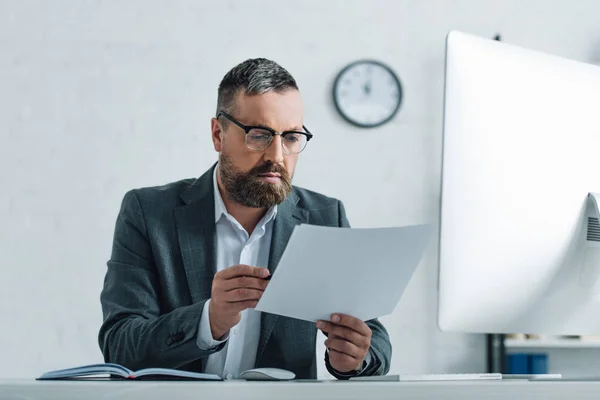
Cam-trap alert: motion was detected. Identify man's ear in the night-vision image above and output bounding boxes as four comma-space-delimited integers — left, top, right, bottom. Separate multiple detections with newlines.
211, 118, 223, 152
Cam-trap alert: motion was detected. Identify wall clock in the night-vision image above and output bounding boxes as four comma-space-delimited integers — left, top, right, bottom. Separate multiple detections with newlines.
332, 60, 403, 128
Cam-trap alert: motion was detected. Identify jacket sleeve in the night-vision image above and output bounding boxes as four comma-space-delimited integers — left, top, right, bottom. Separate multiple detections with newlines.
98, 190, 225, 370
325, 200, 393, 379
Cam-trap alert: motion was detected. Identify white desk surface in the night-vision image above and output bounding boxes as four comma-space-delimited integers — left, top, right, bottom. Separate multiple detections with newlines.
2, 379, 600, 400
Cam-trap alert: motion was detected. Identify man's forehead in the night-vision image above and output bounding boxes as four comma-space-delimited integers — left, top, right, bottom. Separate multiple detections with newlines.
233, 91, 304, 128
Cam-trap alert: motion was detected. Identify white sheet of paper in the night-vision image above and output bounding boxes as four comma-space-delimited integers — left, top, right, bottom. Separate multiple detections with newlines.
255, 223, 432, 322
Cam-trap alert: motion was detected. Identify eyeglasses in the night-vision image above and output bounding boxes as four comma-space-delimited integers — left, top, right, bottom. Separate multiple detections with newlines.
217, 111, 313, 154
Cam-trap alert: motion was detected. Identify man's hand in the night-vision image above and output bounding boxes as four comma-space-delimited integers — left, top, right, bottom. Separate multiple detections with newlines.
209, 264, 270, 340
317, 314, 372, 373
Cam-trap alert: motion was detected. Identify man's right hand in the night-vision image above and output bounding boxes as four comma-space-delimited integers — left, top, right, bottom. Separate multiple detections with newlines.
208, 264, 270, 340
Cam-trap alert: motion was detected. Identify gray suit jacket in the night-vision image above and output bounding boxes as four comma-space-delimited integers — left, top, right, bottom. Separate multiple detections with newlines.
98, 164, 391, 379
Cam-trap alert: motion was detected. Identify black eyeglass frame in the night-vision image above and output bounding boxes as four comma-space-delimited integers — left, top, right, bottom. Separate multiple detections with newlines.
217, 111, 313, 153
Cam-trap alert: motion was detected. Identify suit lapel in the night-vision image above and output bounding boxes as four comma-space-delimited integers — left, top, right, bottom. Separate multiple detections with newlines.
175, 165, 217, 304
256, 192, 309, 363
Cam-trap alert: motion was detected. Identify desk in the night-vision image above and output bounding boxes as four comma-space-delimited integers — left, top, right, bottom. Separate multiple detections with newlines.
2, 379, 600, 400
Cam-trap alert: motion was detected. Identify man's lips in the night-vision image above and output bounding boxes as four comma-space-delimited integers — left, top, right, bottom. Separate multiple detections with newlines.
257, 172, 282, 183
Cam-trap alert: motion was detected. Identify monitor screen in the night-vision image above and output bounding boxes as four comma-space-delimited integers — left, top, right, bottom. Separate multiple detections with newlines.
438, 31, 600, 335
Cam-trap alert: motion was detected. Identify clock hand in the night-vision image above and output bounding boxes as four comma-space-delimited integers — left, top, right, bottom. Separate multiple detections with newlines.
363, 81, 372, 96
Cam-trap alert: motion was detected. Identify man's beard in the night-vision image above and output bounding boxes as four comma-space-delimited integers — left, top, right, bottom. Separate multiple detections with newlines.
219, 153, 293, 208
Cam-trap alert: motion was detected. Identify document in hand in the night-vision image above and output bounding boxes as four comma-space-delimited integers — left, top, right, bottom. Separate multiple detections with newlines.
255, 224, 432, 322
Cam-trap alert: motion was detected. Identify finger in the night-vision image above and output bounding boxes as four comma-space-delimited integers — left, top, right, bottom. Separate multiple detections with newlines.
327, 314, 372, 337
328, 349, 361, 372
316, 321, 367, 347
222, 276, 269, 292
225, 288, 264, 303
218, 265, 270, 280
330, 332, 369, 352
324, 337, 363, 360
229, 299, 259, 312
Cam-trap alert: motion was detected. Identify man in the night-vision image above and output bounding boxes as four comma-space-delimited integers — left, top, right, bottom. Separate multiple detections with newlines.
98, 58, 391, 380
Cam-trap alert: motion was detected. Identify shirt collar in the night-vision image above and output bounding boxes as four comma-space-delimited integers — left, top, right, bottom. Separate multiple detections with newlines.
213, 165, 278, 226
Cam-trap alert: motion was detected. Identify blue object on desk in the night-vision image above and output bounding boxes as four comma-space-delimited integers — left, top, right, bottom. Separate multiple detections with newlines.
505, 353, 549, 375
506, 353, 530, 374
530, 354, 548, 374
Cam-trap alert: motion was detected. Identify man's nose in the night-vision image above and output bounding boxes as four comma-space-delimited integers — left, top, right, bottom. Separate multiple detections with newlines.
263, 135, 285, 165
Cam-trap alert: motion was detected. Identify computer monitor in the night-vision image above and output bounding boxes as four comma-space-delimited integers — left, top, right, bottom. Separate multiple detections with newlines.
438, 31, 600, 335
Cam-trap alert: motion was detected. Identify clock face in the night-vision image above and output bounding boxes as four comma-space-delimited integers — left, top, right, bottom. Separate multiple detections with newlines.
333, 60, 403, 128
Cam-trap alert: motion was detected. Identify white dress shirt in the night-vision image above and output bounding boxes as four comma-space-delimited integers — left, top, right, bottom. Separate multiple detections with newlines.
195, 167, 277, 379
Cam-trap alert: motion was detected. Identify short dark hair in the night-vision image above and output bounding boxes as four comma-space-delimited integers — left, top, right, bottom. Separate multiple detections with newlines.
216, 58, 299, 122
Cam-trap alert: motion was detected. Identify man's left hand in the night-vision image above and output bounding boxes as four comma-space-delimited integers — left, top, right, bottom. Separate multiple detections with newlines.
316, 313, 372, 373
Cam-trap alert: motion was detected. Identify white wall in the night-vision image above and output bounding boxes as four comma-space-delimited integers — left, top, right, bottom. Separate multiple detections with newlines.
2, 0, 600, 379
